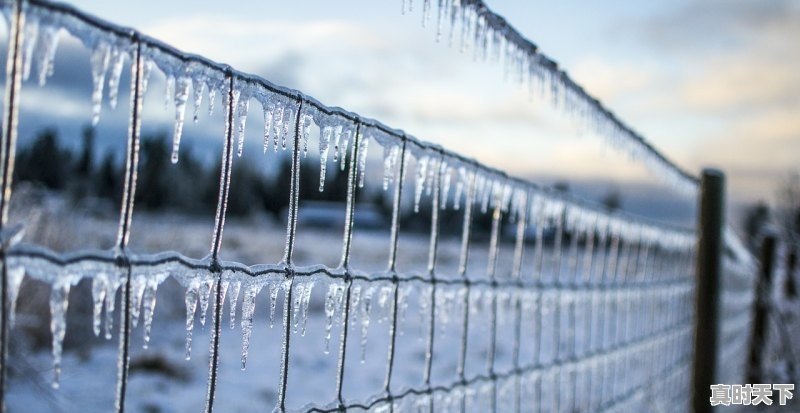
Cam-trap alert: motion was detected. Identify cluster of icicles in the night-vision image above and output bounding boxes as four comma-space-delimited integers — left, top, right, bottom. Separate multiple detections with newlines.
2, 1, 699, 393
400, 0, 699, 197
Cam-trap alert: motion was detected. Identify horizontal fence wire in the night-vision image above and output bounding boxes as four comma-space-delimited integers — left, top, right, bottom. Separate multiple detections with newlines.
400, 0, 700, 196
0, 0, 760, 412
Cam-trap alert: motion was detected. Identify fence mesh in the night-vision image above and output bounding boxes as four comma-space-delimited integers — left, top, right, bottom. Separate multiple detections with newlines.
0, 1, 761, 412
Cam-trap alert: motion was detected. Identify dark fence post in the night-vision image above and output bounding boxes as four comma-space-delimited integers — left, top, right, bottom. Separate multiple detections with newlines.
692, 169, 725, 413
786, 248, 797, 299
747, 235, 776, 383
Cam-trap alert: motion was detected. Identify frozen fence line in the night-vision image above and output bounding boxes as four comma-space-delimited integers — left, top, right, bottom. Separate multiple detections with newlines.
0, 0, 761, 412
400, 0, 699, 197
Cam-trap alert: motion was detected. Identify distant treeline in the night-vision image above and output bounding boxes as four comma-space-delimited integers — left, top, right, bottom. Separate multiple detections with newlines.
14, 127, 495, 235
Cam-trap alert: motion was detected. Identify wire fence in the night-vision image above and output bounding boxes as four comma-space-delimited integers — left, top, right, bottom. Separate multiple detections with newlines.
0, 0, 771, 412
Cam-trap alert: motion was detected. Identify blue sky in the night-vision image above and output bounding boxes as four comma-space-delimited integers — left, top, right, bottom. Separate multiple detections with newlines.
7, 0, 800, 223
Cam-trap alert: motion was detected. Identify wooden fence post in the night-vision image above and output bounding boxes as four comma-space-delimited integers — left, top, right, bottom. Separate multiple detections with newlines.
747, 235, 776, 383
692, 169, 725, 413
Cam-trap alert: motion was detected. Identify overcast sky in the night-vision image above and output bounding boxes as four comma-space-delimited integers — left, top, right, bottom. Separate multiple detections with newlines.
6, 0, 799, 223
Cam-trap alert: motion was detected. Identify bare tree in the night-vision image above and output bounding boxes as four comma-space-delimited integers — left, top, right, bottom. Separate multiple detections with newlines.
775, 171, 800, 244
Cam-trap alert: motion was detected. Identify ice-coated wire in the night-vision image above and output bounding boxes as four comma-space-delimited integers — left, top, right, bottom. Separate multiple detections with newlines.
382, 139, 407, 408
204, 70, 236, 413
456, 169, 477, 412
112, 35, 143, 413
334, 123, 362, 409
400, 0, 700, 196
0, 0, 25, 407
275, 100, 305, 412
421, 152, 442, 412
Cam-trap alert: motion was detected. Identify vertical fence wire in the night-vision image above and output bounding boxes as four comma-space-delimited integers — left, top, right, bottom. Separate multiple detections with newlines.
113, 35, 143, 413
383, 139, 408, 410
0, 1, 24, 409
275, 99, 305, 412
456, 169, 477, 413
204, 70, 236, 413
335, 123, 362, 409
422, 153, 443, 411
510, 189, 530, 413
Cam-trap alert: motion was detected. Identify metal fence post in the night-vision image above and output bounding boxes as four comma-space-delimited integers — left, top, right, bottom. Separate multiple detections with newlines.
786, 248, 797, 299
746, 235, 776, 383
692, 169, 725, 413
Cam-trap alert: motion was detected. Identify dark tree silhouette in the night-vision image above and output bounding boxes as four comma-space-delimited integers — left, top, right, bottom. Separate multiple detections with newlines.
15, 128, 73, 190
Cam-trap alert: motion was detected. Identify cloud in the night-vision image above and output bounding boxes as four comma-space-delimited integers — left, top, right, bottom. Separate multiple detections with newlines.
569, 58, 656, 102
143, 17, 388, 66
638, 0, 800, 54
599, 0, 800, 202
679, 57, 799, 113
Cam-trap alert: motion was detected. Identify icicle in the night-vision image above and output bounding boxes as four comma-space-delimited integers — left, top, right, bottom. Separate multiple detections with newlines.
106, 47, 125, 108
269, 281, 282, 328
349, 285, 362, 327
440, 164, 451, 210
319, 126, 332, 191
453, 167, 466, 210
240, 283, 261, 370
91, 273, 108, 336
170, 76, 191, 163
272, 104, 284, 152
426, 158, 437, 198
300, 114, 312, 158
141, 278, 160, 349
5, 265, 24, 328
263, 104, 274, 153
332, 125, 342, 163
376, 286, 393, 324
192, 77, 205, 123
49, 281, 71, 389
184, 282, 199, 360
90, 42, 111, 125
382, 145, 400, 191
129, 275, 147, 328
435, 0, 445, 42
357, 135, 370, 188
236, 91, 249, 157
198, 278, 214, 326
414, 156, 429, 212
228, 280, 241, 329
422, 0, 431, 27
339, 128, 351, 171
34, 25, 60, 87
141, 59, 154, 96
300, 280, 314, 336
21, 17, 39, 82
207, 86, 217, 116
103, 277, 119, 340
324, 284, 344, 353
280, 104, 293, 150
359, 286, 375, 362
164, 75, 175, 112
292, 283, 304, 334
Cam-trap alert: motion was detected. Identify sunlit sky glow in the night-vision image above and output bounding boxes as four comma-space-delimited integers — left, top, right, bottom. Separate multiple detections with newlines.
8, 0, 800, 223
